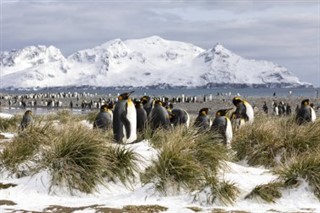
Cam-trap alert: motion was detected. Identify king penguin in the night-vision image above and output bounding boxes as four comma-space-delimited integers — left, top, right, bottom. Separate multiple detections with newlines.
93, 104, 112, 131
211, 108, 233, 148
148, 100, 171, 132
113, 91, 137, 144
194, 108, 211, 132
141, 95, 154, 116
232, 97, 254, 127
20, 110, 33, 131
296, 99, 315, 125
134, 100, 148, 134
170, 108, 190, 128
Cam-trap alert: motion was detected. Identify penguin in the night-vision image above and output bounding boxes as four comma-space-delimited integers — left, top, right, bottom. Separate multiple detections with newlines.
93, 104, 112, 131
262, 101, 268, 114
113, 91, 137, 144
194, 108, 211, 132
296, 99, 315, 125
106, 101, 114, 122
170, 108, 190, 128
148, 100, 171, 132
310, 103, 317, 122
141, 95, 154, 116
273, 102, 279, 116
20, 110, 33, 131
134, 100, 148, 134
232, 97, 254, 125
211, 108, 233, 148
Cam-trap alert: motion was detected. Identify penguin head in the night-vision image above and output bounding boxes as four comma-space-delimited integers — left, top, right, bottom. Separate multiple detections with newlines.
25, 110, 32, 115
154, 100, 163, 106
106, 101, 114, 110
118, 91, 134, 100
100, 104, 108, 112
232, 97, 243, 106
163, 101, 173, 110
199, 108, 209, 116
216, 108, 233, 117
301, 99, 310, 106
134, 100, 143, 108
141, 95, 152, 105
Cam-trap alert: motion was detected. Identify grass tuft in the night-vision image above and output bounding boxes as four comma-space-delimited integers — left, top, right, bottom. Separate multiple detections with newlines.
233, 115, 320, 168
245, 181, 283, 203
38, 124, 108, 194
103, 145, 141, 187
141, 126, 236, 204
275, 152, 320, 200
0, 115, 21, 132
0, 121, 54, 174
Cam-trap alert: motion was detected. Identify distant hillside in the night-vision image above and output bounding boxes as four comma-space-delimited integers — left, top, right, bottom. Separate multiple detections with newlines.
0, 36, 312, 89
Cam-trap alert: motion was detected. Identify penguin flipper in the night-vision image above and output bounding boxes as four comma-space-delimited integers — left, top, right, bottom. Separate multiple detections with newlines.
120, 112, 131, 139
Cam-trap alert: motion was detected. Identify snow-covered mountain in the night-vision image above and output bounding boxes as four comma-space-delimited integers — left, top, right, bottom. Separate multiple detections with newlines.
0, 36, 312, 89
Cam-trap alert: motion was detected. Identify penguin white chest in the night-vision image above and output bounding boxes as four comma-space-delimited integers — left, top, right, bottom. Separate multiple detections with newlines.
123, 100, 137, 144
225, 117, 233, 148
311, 107, 316, 122
244, 101, 254, 124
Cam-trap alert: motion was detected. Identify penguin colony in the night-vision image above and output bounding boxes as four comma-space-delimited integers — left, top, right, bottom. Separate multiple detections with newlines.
15, 91, 318, 147
97, 93, 259, 147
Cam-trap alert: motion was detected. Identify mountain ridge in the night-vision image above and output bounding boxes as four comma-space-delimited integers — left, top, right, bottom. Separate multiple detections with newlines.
0, 36, 312, 89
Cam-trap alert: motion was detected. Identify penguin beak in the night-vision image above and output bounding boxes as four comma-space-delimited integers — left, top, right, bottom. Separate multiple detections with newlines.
128, 91, 135, 96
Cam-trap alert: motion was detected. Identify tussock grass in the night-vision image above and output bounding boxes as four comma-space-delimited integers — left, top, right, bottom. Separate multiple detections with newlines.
141, 129, 203, 193
141, 126, 236, 204
197, 174, 239, 205
44, 110, 85, 124
85, 111, 99, 124
0, 122, 54, 174
0, 115, 21, 132
193, 132, 228, 173
245, 181, 283, 203
38, 124, 108, 194
233, 115, 320, 168
217, 180, 240, 205
275, 152, 320, 200
103, 145, 141, 187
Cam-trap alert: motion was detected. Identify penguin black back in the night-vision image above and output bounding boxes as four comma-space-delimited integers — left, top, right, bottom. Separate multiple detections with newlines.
194, 108, 211, 131
296, 99, 312, 125
149, 100, 171, 132
141, 95, 153, 116
93, 104, 112, 131
20, 110, 33, 131
135, 100, 148, 133
170, 108, 190, 127
211, 108, 233, 145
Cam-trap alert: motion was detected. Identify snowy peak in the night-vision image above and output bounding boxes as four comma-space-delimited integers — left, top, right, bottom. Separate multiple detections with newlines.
197, 43, 310, 88
1, 45, 65, 67
0, 36, 312, 89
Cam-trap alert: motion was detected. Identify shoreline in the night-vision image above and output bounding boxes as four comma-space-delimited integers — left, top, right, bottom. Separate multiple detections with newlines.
1, 95, 319, 117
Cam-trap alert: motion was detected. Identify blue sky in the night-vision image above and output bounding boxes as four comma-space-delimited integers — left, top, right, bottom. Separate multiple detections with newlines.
1, 0, 319, 86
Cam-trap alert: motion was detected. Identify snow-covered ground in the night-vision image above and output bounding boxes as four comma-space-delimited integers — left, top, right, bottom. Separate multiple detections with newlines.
0, 112, 319, 213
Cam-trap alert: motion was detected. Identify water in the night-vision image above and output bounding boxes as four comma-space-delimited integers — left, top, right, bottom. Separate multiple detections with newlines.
1, 87, 319, 98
